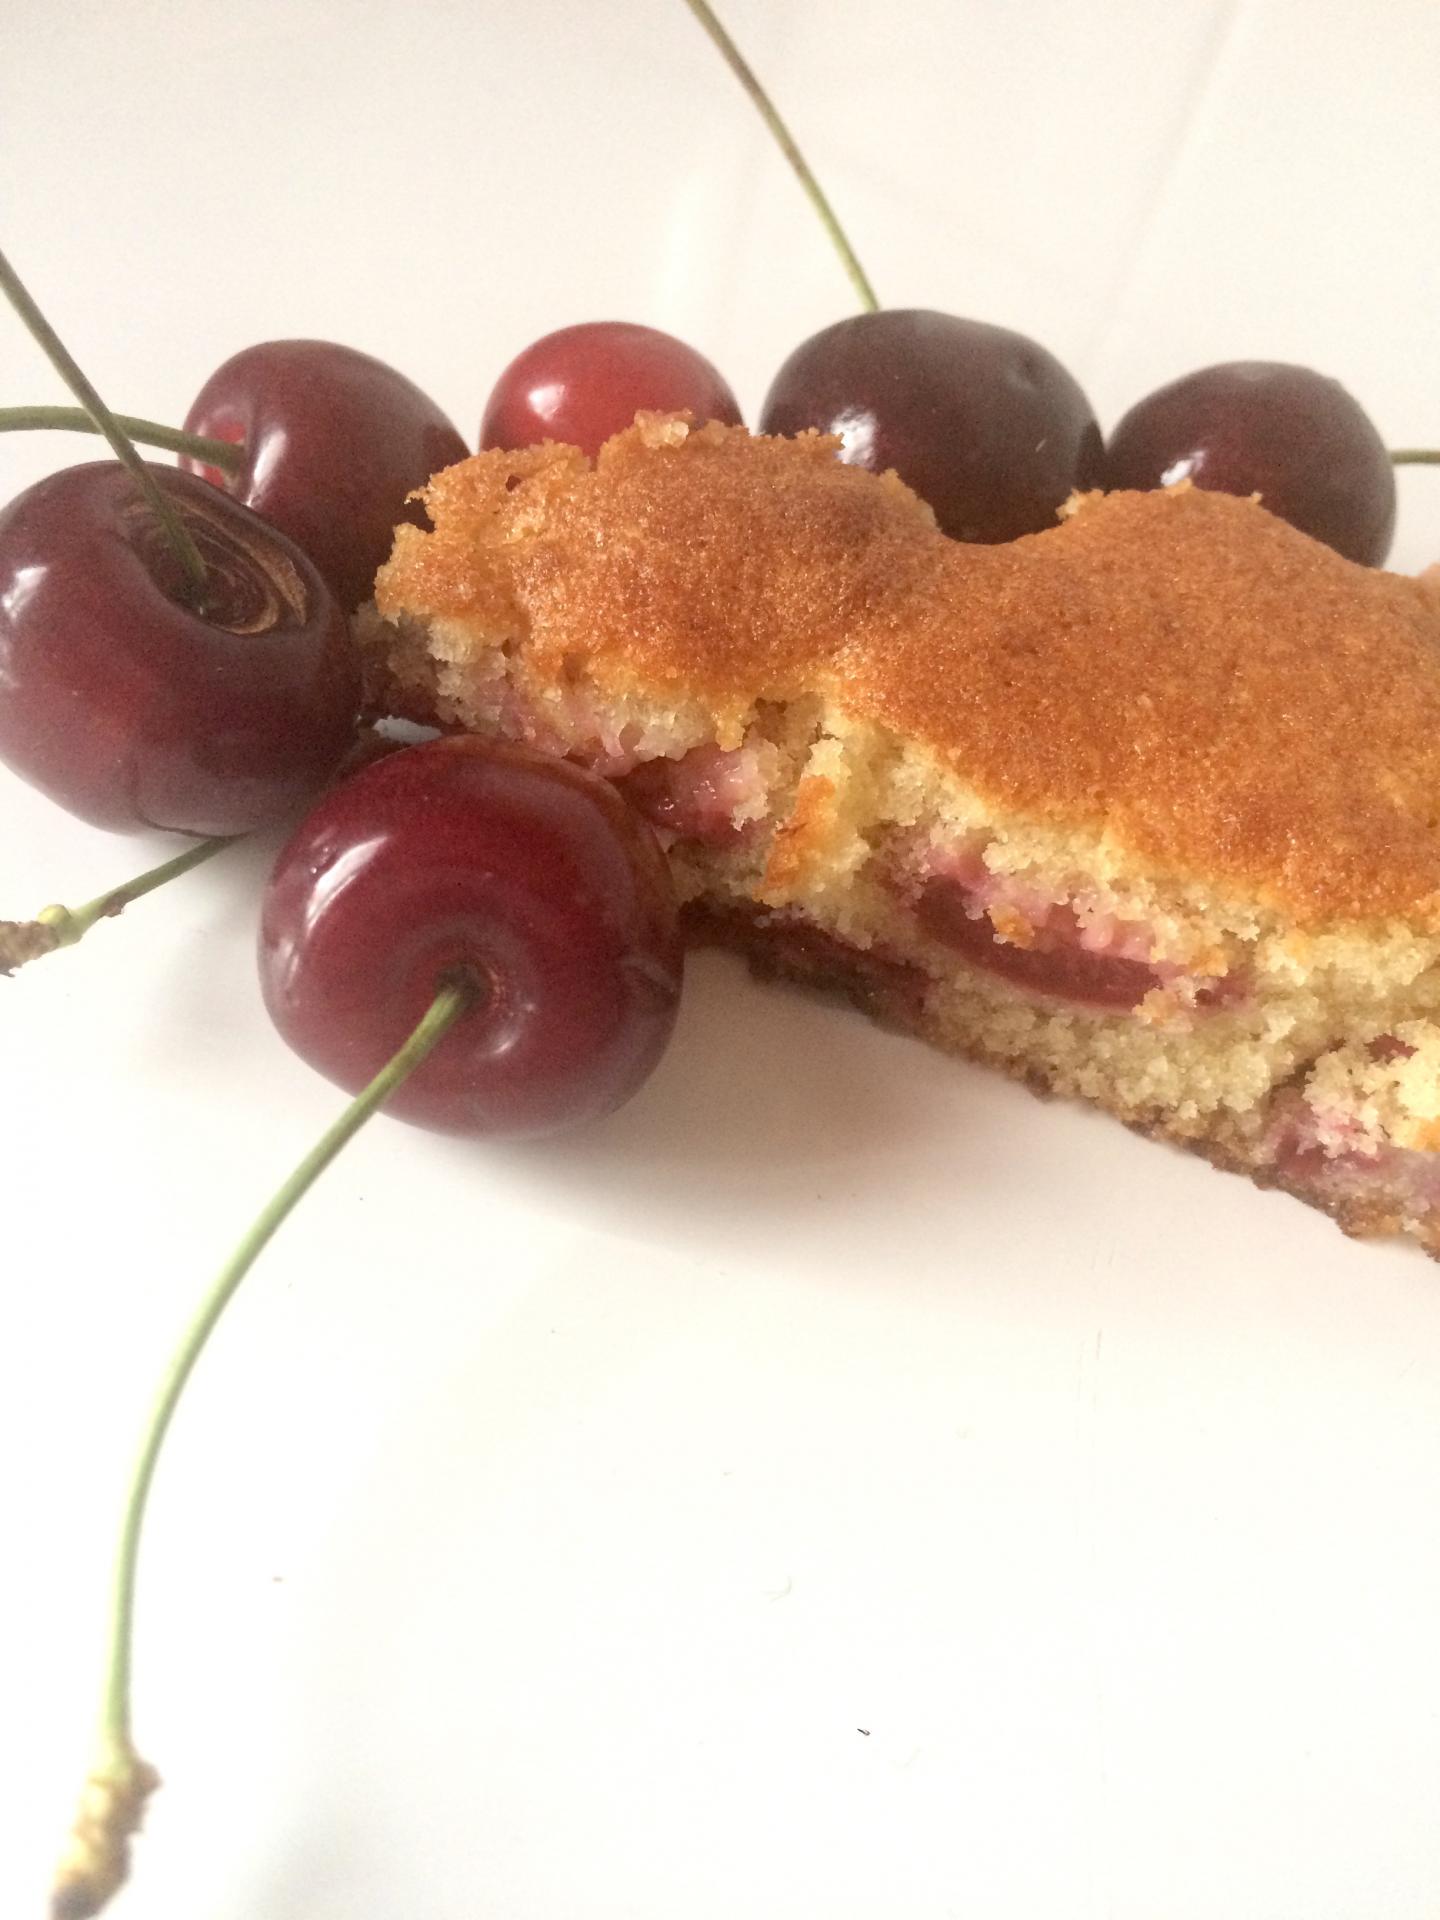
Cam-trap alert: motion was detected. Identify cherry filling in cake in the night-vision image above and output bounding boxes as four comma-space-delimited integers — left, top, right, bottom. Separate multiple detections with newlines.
541, 725, 1250, 1019
606, 749, 1234, 1019
903, 869, 1250, 1016
441, 713, 1245, 1022
913, 879, 1161, 1010
1260, 1041, 1440, 1231
615, 742, 766, 847
891, 837, 1243, 1015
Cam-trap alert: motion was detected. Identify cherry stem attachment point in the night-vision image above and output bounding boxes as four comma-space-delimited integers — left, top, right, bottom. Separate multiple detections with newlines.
1391, 448, 1440, 465
0, 835, 233, 977
0, 405, 244, 472
680, 0, 880, 314
52, 979, 475, 1920
0, 244, 211, 599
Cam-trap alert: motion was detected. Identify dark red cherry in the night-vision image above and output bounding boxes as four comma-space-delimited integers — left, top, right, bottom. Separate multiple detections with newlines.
480, 321, 743, 458
758, 310, 1104, 543
259, 736, 683, 1136
1102, 361, 1396, 566
0, 461, 357, 835
182, 340, 469, 611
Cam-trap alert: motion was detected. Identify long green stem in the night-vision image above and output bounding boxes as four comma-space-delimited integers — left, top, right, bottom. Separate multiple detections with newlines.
0, 245, 210, 598
0, 404, 243, 471
101, 980, 473, 1744
1391, 448, 1440, 465
53, 982, 475, 1920
0, 836, 233, 977
680, 0, 880, 313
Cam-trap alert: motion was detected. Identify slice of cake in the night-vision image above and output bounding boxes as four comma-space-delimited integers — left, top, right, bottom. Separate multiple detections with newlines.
359, 414, 1440, 1255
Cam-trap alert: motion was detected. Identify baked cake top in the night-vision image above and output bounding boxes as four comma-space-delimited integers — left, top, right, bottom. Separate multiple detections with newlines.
375, 415, 1440, 929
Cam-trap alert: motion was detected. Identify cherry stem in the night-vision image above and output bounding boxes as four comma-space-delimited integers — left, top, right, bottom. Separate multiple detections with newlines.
0, 245, 211, 600
680, 0, 880, 313
54, 979, 475, 1920
1391, 449, 1440, 465
0, 836, 233, 977
0, 405, 244, 472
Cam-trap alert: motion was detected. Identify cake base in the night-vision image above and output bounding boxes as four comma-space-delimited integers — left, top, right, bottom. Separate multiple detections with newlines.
683, 899, 1440, 1259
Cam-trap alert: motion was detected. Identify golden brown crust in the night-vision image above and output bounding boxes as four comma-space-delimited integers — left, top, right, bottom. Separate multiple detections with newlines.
377, 417, 1440, 928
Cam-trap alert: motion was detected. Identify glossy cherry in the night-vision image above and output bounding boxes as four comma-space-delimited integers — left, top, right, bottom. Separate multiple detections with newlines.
758, 309, 1104, 543
259, 736, 684, 1135
182, 340, 469, 611
480, 321, 743, 458
1102, 361, 1396, 565
0, 461, 358, 835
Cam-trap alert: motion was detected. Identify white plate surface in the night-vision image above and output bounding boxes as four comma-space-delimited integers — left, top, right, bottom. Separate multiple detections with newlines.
4, 4, 1440, 1916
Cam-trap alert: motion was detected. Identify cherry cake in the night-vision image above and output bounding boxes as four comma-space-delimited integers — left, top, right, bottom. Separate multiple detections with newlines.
360, 414, 1440, 1254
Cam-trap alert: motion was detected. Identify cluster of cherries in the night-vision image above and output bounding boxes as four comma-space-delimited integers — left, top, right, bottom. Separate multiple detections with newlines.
0, 311, 1404, 1141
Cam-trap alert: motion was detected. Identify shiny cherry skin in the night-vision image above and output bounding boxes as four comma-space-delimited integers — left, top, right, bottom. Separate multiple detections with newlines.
182, 340, 469, 611
259, 736, 684, 1136
480, 321, 742, 458
758, 310, 1104, 543
1102, 361, 1396, 565
0, 461, 358, 835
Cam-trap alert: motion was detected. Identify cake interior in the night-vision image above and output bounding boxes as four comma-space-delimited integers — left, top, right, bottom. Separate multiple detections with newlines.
361, 602, 1440, 1255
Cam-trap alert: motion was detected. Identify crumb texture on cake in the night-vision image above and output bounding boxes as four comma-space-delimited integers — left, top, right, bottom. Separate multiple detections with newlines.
372, 414, 1440, 929
363, 415, 1440, 1256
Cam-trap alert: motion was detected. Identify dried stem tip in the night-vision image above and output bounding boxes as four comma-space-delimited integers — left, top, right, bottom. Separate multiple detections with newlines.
0, 917, 60, 975
50, 1748, 161, 1920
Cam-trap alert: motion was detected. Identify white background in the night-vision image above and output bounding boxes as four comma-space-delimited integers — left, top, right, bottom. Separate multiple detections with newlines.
4, 3, 1440, 1916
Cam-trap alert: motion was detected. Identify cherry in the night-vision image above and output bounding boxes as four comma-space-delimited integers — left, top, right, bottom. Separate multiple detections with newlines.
49, 741, 682, 1918
259, 736, 683, 1136
182, 340, 469, 611
480, 321, 742, 458
758, 310, 1104, 543
1102, 361, 1396, 566
0, 461, 358, 836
